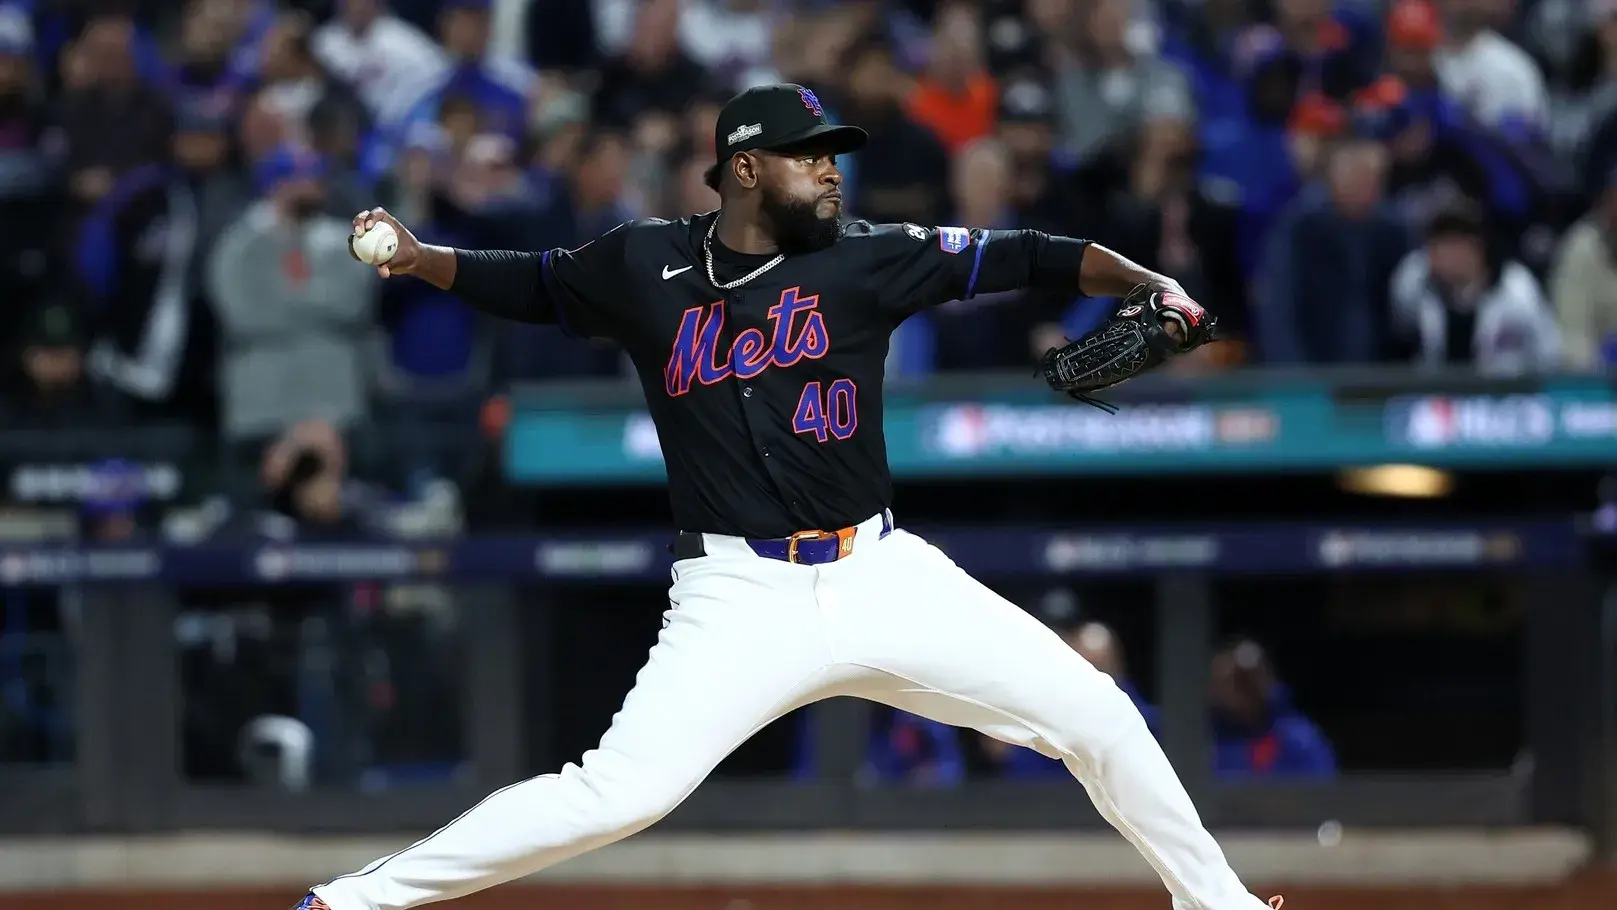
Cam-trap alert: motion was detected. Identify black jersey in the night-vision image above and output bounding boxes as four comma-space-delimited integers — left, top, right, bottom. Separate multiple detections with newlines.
502, 212, 1090, 537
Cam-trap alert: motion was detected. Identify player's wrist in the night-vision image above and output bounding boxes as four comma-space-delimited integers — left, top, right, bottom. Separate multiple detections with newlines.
408, 244, 456, 289
1145, 275, 1186, 297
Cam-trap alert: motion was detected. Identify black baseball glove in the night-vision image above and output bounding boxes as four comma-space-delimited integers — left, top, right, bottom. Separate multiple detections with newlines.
1039, 284, 1217, 412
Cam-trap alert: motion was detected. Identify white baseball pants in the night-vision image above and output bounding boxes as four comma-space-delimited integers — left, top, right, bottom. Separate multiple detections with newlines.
313, 513, 1269, 910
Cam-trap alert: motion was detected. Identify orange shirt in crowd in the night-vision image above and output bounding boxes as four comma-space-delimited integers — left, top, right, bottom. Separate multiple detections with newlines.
906, 73, 998, 154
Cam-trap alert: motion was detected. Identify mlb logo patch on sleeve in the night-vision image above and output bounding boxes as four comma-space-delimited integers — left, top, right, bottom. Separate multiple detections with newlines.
938, 227, 971, 254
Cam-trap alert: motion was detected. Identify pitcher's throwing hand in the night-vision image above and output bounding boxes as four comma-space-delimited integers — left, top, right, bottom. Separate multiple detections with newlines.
348, 208, 421, 279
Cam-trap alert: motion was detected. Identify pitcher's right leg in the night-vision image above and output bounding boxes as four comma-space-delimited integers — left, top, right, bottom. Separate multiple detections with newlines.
311, 555, 834, 910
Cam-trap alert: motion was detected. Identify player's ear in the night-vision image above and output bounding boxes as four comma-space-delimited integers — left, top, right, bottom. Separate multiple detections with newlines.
734, 152, 761, 190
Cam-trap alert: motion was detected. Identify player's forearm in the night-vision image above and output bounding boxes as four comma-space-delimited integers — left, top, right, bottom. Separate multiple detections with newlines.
441, 248, 552, 324
1078, 244, 1183, 299
406, 243, 459, 290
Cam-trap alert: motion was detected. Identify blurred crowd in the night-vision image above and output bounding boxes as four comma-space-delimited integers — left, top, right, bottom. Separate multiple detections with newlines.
794, 623, 1335, 786
7, 0, 1617, 461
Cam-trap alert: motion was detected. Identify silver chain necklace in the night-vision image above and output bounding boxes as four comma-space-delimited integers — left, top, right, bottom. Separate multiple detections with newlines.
704, 215, 785, 290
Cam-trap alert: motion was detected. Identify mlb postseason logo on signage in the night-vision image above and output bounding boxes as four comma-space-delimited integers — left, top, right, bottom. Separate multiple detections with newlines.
1314, 529, 1521, 568
937, 226, 971, 254
535, 540, 657, 578
923, 403, 1218, 458
0, 548, 161, 585
253, 546, 419, 581
1044, 534, 1219, 572
1386, 394, 1555, 449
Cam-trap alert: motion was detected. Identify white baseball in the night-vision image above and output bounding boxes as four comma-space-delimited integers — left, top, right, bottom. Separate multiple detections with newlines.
351, 221, 399, 266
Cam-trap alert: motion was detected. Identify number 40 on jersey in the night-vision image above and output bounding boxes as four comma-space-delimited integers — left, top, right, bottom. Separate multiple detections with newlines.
793, 379, 858, 443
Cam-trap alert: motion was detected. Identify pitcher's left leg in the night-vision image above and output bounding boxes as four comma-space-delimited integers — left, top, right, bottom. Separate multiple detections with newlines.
828, 530, 1269, 910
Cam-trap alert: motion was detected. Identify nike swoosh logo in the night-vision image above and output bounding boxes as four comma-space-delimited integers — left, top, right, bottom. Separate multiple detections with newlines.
662, 265, 692, 280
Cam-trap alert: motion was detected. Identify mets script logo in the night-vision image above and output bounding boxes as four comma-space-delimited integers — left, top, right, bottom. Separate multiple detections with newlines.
799, 87, 824, 117
664, 287, 829, 396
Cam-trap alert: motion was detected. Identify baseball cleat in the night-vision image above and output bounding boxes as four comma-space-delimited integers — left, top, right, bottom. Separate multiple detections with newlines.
291, 893, 330, 910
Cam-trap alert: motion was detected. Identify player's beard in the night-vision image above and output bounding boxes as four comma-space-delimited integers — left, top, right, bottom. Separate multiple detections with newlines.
760, 188, 843, 255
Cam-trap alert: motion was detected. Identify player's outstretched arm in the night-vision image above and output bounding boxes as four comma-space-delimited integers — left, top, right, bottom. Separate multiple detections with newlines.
1077, 243, 1184, 302
1076, 243, 1191, 346
348, 207, 551, 324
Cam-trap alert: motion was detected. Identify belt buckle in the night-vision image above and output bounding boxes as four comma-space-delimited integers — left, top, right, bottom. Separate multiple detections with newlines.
785, 527, 859, 563
786, 529, 834, 564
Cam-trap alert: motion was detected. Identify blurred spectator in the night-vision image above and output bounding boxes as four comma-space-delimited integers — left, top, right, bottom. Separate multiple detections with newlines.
1159, 0, 1261, 128
981, 0, 1047, 76
1255, 137, 1411, 364
190, 417, 404, 537
1209, 637, 1336, 779
670, 152, 719, 218
919, 136, 1020, 373
1566, 0, 1617, 197
863, 706, 965, 787
259, 10, 371, 177
79, 458, 149, 542
995, 74, 1084, 235
2, 300, 123, 428
238, 84, 294, 168
1432, 0, 1548, 135
679, 90, 726, 166
1093, 117, 1248, 361
72, 92, 238, 424
1368, 21, 1497, 231
312, 0, 447, 123
593, 0, 706, 133
206, 143, 378, 445
1266, 0, 1382, 101
260, 418, 361, 533
1550, 166, 1617, 369
496, 127, 629, 381
1389, 197, 1560, 374
1049, 0, 1193, 170
1387, 1, 1447, 95
55, 14, 172, 214
391, 0, 535, 155
382, 135, 494, 381
522, 0, 601, 72
1551, 1, 1617, 162
790, 705, 966, 788
567, 128, 636, 241
0, 7, 61, 349
983, 621, 1158, 780
907, 1, 997, 154
169, 0, 268, 119
835, 36, 949, 227
679, 0, 780, 90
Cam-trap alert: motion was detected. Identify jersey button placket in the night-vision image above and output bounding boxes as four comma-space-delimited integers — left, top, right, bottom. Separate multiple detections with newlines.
743, 387, 754, 398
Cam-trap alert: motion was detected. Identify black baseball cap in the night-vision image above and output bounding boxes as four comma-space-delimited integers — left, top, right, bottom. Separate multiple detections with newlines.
704, 83, 868, 190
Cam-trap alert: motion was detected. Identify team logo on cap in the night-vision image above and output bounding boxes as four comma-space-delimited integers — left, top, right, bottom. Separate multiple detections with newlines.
799, 87, 824, 117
